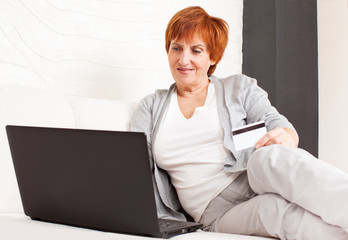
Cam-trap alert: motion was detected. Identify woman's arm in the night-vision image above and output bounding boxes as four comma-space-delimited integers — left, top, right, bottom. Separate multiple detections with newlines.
240, 76, 298, 149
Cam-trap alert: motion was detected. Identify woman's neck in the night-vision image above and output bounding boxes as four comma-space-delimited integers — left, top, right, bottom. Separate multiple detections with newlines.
176, 79, 210, 119
176, 78, 210, 99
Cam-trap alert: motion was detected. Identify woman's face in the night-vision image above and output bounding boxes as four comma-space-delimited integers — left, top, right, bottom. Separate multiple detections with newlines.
168, 37, 215, 90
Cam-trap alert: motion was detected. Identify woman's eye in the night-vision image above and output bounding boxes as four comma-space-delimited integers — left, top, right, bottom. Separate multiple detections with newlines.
193, 49, 201, 54
172, 47, 180, 51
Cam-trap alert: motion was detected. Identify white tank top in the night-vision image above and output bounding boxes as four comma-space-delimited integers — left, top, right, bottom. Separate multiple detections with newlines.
153, 83, 240, 222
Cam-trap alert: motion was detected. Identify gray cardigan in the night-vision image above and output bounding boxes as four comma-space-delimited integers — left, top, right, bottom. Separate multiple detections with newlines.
129, 74, 295, 221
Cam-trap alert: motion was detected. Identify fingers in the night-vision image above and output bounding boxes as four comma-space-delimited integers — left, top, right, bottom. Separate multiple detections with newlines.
255, 128, 281, 148
255, 128, 297, 149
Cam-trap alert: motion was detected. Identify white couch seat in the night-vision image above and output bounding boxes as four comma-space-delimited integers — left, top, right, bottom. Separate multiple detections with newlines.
0, 214, 272, 240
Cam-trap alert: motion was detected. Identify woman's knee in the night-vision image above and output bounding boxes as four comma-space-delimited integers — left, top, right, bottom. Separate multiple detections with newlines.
248, 144, 313, 172
247, 145, 285, 171
247, 145, 281, 193
247, 145, 301, 193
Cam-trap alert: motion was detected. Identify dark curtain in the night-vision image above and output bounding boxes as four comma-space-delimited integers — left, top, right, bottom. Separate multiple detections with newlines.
242, 0, 318, 157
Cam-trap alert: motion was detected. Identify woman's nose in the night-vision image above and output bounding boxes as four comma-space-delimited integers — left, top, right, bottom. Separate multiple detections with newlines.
179, 51, 190, 65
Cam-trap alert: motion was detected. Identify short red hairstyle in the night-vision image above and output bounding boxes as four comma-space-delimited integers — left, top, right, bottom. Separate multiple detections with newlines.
165, 6, 229, 76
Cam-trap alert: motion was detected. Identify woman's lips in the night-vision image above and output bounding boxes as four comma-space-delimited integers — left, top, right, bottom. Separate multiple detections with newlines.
177, 67, 194, 74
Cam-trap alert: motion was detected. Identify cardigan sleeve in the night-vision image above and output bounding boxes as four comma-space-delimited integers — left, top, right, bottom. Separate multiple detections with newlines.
241, 75, 296, 133
129, 94, 155, 164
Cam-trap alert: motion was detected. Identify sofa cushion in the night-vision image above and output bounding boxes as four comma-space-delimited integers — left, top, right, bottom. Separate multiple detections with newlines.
0, 85, 75, 213
0, 213, 273, 240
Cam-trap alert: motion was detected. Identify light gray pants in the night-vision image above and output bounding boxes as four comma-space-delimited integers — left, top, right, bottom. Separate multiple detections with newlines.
200, 145, 348, 240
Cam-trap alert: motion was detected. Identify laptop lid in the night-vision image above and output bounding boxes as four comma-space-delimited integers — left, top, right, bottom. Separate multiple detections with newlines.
6, 125, 186, 238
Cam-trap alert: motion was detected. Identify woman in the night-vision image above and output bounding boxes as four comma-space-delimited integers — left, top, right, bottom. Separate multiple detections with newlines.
130, 6, 348, 239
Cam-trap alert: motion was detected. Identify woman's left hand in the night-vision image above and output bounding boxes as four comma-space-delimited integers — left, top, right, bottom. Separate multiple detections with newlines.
255, 127, 299, 149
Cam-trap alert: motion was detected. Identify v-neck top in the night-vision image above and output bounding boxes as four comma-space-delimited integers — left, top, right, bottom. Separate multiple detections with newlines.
153, 83, 240, 221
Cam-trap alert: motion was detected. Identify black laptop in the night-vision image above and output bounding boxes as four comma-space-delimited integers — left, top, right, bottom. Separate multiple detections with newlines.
6, 125, 202, 238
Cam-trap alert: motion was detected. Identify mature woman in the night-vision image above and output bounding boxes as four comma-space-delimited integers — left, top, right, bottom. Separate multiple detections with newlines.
130, 6, 348, 239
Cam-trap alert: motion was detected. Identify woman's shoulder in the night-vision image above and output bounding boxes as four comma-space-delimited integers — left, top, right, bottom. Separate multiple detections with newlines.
138, 83, 175, 108
210, 74, 257, 88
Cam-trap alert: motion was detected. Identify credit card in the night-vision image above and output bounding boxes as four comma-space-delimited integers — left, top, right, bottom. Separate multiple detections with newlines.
232, 121, 267, 151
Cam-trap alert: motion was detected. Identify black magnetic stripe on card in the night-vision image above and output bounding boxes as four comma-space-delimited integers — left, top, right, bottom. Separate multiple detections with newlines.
232, 122, 266, 136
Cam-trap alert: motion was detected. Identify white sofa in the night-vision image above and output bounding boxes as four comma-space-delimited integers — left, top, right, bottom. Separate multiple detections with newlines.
0, 85, 272, 240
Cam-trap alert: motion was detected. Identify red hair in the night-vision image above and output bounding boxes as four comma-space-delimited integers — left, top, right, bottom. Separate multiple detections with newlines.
165, 6, 229, 76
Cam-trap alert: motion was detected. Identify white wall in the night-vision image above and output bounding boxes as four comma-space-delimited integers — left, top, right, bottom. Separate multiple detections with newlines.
3, 0, 346, 173
0, 0, 243, 103
318, 0, 348, 173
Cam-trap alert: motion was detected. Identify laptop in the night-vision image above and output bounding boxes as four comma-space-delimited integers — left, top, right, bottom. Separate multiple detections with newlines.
6, 125, 202, 238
